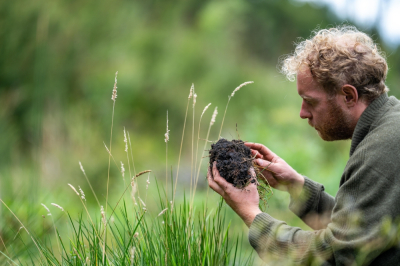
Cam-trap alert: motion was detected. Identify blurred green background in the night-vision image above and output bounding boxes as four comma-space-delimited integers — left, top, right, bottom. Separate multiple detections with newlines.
1, 0, 400, 263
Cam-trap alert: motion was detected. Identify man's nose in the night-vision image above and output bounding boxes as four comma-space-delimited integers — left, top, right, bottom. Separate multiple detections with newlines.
299, 102, 311, 119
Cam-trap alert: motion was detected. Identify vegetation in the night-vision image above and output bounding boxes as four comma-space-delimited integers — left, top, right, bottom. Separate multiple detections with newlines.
0, 80, 256, 265
1, 0, 399, 264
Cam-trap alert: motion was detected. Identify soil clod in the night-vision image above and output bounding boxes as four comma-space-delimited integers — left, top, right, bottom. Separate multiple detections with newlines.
209, 139, 253, 188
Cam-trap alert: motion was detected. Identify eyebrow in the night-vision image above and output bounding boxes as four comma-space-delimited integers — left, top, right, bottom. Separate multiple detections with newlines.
301, 95, 320, 104
300, 95, 314, 100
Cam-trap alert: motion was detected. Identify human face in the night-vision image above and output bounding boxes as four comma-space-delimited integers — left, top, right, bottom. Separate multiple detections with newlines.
297, 68, 354, 141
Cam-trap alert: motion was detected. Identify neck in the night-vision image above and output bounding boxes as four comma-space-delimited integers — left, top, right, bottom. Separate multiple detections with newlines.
350, 100, 369, 135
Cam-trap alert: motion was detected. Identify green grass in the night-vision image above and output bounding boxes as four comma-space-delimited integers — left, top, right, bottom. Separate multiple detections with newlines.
0, 80, 256, 265
1, 186, 253, 265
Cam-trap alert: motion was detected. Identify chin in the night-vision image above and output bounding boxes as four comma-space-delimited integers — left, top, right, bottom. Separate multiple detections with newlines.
318, 131, 352, 141
317, 131, 333, 141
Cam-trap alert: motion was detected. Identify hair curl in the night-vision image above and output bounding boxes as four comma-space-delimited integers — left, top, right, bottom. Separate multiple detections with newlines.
281, 25, 389, 103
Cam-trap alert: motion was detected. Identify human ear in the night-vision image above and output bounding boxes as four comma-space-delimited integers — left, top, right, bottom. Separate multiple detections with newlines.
341, 85, 358, 107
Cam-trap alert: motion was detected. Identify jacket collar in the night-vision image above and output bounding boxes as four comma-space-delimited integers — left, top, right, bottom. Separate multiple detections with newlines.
350, 93, 389, 156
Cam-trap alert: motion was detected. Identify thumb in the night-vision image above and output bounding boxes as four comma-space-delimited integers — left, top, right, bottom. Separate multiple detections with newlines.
255, 158, 275, 172
256, 158, 270, 168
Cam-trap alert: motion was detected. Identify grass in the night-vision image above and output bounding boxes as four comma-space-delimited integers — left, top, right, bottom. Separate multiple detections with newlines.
25, 190, 252, 266
0, 76, 256, 265
1, 190, 248, 266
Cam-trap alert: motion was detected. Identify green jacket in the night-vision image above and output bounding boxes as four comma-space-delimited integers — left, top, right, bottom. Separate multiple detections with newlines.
249, 93, 400, 265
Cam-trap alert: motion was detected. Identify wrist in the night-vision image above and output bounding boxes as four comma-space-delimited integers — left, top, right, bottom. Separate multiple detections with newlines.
241, 207, 262, 228
288, 174, 305, 199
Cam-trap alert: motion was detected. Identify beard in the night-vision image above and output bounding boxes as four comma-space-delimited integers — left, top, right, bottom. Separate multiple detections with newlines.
310, 100, 355, 141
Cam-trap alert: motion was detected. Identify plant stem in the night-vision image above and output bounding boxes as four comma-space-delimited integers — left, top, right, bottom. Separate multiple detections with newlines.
172, 95, 190, 208
218, 96, 231, 140
190, 94, 195, 202
0, 199, 45, 261
104, 96, 115, 264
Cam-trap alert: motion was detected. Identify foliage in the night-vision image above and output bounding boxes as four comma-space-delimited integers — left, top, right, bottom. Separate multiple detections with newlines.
1, 0, 400, 264
9, 197, 253, 265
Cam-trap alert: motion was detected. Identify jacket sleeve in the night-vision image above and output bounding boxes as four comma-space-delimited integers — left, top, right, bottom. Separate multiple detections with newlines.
248, 164, 399, 265
288, 176, 335, 230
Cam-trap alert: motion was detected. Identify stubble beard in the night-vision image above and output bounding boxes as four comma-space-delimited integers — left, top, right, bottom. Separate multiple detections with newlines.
312, 100, 355, 141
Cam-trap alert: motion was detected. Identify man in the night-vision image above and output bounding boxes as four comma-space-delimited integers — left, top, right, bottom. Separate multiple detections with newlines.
208, 26, 400, 265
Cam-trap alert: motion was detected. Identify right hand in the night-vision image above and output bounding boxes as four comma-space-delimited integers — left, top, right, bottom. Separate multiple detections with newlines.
245, 142, 305, 198
207, 162, 262, 228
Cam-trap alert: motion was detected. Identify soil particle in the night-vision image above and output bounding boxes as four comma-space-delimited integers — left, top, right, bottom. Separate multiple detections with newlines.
209, 138, 253, 188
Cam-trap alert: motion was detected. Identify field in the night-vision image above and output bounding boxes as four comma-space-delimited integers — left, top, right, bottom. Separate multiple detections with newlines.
0, 73, 352, 265
3, 1, 399, 265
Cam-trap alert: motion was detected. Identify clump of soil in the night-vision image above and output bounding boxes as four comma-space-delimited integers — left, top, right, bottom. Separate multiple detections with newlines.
209, 139, 254, 188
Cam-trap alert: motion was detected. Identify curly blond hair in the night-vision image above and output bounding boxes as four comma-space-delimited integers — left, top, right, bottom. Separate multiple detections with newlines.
281, 25, 388, 103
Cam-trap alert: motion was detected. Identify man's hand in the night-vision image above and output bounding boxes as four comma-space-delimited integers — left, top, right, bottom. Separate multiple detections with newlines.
245, 142, 305, 198
207, 162, 262, 228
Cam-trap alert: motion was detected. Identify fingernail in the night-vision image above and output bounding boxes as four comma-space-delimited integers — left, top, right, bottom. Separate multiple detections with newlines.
213, 161, 216, 167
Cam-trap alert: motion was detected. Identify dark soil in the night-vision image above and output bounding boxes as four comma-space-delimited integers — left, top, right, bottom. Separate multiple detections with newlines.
209, 139, 254, 188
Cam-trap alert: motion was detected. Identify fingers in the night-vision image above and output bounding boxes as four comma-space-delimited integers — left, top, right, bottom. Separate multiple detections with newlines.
245, 142, 277, 161
253, 159, 279, 187
249, 167, 256, 178
254, 158, 279, 176
209, 162, 255, 195
249, 168, 260, 190
207, 164, 224, 196
212, 162, 231, 190
250, 150, 263, 159
255, 158, 273, 169
256, 170, 278, 188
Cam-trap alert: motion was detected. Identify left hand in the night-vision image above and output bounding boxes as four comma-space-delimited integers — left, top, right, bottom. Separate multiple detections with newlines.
207, 162, 262, 227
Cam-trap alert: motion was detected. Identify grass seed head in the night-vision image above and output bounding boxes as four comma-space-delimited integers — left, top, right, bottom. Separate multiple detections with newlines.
146, 175, 150, 190
68, 184, 80, 196
201, 103, 211, 119
103, 142, 111, 155
193, 93, 197, 107
210, 107, 218, 126
165, 110, 170, 143
134, 170, 151, 178
230, 81, 254, 97
121, 161, 125, 178
51, 203, 64, 212
139, 197, 146, 207
124, 127, 128, 152
41, 203, 51, 215
111, 71, 118, 101
100, 205, 106, 226
79, 162, 85, 174
188, 83, 194, 99
78, 186, 86, 201
158, 208, 168, 216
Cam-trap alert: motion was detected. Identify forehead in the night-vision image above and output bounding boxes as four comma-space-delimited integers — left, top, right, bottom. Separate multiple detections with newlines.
296, 67, 326, 99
